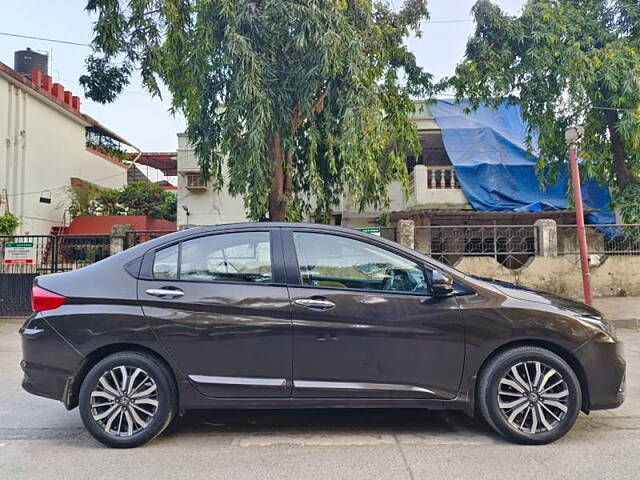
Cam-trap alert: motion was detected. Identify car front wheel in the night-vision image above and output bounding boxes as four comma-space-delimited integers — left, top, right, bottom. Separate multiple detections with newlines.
79, 351, 177, 448
478, 346, 582, 445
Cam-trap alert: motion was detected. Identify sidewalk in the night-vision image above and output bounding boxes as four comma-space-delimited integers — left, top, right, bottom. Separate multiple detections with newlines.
594, 297, 640, 329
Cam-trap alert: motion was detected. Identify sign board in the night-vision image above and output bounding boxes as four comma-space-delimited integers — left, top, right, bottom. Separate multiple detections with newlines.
4, 242, 35, 265
358, 227, 381, 237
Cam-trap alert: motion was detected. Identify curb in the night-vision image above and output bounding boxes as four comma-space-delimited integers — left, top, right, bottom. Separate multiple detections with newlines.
611, 318, 640, 330
0, 317, 24, 323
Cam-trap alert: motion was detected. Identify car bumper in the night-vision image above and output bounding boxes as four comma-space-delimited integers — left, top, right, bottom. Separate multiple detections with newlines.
20, 314, 83, 407
574, 337, 626, 411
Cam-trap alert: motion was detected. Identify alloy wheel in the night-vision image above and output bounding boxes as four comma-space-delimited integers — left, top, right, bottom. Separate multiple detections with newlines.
497, 361, 570, 434
90, 365, 159, 437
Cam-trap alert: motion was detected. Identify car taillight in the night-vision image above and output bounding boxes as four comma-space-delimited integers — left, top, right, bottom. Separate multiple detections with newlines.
31, 286, 67, 312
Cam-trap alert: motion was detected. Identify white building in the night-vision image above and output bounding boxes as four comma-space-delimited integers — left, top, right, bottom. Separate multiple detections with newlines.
176, 103, 470, 229
176, 133, 247, 227
0, 57, 136, 235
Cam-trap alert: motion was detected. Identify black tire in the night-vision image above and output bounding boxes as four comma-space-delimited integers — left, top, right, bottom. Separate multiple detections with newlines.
478, 346, 581, 445
79, 351, 177, 448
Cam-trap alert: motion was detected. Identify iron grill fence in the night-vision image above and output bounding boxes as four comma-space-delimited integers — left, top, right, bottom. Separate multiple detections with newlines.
0, 234, 109, 316
0, 235, 55, 274
414, 225, 538, 269
0, 234, 111, 274
557, 224, 640, 256
126, 230, 177, 248
379, 227, 397, 242
54, 234, 111, 271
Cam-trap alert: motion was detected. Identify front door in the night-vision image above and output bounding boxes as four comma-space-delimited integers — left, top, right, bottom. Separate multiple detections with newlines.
139, 229, 292, 398
284, 229, 464, 399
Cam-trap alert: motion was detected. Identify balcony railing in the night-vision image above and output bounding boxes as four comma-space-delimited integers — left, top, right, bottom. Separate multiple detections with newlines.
426, 166, 460, 189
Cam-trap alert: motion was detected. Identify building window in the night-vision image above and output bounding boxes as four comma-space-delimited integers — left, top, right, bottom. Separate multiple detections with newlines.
184, 173, 207, 190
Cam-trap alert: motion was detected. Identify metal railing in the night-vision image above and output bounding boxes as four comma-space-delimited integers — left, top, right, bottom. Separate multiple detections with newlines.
557, 224, 640, 256
54, 234, 111, 271
415, 224, 537, 269
0, 234, 111, 274
0, 235, 55, 274
126, 230, 177, 248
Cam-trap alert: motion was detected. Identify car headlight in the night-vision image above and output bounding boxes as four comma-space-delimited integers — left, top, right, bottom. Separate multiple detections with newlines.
575, 314, 616, 342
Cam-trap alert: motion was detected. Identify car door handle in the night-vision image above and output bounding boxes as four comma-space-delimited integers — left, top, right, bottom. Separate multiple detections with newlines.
293, 298, 335, 310
146, 288, 184, 298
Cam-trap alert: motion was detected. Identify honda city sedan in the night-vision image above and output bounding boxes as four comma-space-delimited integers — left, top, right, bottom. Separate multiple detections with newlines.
20, 223, 625, 447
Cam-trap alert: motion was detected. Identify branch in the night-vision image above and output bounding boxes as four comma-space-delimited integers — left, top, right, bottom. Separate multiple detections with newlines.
291, 87, 330, 132
312, 87, 330, 114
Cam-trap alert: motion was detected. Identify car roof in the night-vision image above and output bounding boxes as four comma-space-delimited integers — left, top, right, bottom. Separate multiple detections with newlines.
184, 222, 360, 235
116, 222, 380, 261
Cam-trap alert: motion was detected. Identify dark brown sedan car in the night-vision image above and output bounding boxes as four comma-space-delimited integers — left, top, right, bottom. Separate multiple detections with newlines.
20, 223, 625, 447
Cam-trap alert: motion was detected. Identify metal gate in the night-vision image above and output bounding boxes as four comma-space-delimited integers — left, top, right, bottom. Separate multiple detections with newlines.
0, 234, 110, 316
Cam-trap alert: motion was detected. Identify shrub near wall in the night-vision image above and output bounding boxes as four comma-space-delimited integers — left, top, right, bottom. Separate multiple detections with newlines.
455, 255, 640, 299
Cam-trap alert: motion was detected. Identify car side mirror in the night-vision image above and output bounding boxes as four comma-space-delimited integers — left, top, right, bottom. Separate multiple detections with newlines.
432, 270, 454, 297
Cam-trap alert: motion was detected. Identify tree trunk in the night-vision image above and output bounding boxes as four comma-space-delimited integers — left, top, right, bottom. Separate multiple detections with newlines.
604, 109, 635, 189
284, 149, 293, 198
268, 130, 287, 221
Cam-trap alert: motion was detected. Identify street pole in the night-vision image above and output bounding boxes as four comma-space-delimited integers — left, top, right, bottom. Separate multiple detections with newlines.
565, 127, 593, 305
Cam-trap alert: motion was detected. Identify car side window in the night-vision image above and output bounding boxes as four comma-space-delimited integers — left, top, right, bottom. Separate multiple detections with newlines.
153, 244, 179, 279
180, 232, 272, 283
293, 232, 428, 294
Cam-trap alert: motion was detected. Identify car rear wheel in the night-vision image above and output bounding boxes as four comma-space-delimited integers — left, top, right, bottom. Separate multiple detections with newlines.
79, 351, 177, 448
478, 346, 581, 445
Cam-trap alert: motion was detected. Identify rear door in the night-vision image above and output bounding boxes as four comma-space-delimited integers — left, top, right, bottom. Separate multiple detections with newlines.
284, 228, 464, 399
138, 228, 292, 398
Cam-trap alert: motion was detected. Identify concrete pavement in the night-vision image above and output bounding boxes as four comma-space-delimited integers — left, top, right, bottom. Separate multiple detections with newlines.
0, 318, 638, 479
595, 296, 640, 329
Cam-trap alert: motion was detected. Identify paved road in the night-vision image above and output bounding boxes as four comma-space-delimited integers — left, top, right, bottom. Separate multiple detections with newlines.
0, 318, 638, 480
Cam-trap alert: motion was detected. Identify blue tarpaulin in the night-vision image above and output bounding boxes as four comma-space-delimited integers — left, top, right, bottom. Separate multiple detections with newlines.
429, 100, 615, 225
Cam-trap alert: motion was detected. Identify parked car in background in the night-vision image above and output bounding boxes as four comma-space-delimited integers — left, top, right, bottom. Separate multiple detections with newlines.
20, 223, 625, 447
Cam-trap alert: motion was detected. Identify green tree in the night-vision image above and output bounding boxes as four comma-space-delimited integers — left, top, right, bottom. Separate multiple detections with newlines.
95, 188, 126, 215
69, 182, 176, 221
120, 182, 177, 222
450, 0, 640, 222
68, 183, 101, 217
82, 0, 433, 221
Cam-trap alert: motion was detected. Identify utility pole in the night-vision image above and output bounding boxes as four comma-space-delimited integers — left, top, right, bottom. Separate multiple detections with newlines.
565, 127, 593, 305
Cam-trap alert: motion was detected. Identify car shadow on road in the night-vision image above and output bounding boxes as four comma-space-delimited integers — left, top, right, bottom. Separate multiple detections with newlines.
161, 408, 500, 442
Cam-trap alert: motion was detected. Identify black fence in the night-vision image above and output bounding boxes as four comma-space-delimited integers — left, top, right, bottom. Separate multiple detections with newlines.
0, 234, 110, 316
125, 230, 177, 248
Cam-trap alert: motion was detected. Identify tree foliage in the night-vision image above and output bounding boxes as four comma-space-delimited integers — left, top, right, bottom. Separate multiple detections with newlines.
0, 213, 20, 235
69, 182, 177, 222
450, 0, 640, 222
82, 0, 433, 221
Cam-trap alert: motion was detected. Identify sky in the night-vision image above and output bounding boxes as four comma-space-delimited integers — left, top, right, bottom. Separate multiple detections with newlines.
0, 0, 525, 154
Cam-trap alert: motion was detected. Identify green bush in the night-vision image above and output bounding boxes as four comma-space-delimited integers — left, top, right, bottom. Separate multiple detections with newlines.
0, 213, 19, 235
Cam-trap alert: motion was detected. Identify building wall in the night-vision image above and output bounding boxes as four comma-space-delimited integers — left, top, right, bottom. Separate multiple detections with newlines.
176, 134, 247, 227
455, 255, 640, 299
0, 76, 127, 235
